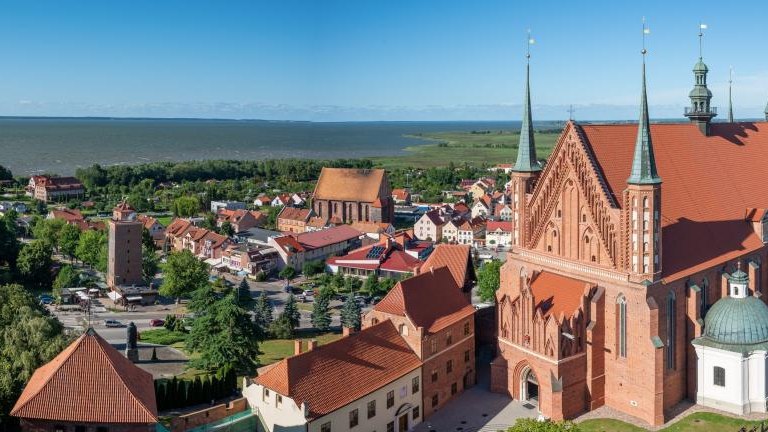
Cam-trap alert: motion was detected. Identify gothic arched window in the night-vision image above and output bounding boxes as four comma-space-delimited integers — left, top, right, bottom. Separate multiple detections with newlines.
666, 292, 676, 370
617, 295, 627, 358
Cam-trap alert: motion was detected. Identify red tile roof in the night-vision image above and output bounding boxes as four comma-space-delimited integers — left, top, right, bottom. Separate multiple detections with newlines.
254, 320, 420, 420
273, 235, 306, 254
166, 218, 193, 237
278, 207, 313, 222
50, 208, 84, 222
580, 122, 768, 282
421, 244, 474, 290
529, 271, 590, 320
313, 168, 388, 203
296, 225, 361, 249
11, 329, 157, 423
392, 188, 410, 201
487, 221, 513, 232
375, 267, 474, 333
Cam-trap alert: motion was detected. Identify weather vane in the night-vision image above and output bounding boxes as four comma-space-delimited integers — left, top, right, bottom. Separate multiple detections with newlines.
698, 22, 708, 58
526, 29, 535, 61
641, 17, 650, 56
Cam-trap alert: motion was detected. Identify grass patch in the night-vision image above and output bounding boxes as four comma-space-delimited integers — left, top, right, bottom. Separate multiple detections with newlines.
257, 332, 343, 366
156, 215, 174, 226
139, 328, 188, 346
372, 130, 559, 169
579, 411, 766, 432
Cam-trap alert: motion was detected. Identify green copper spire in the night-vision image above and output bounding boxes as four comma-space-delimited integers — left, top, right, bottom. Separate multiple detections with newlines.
628, 29, 661, 185
513, 32, 542, 173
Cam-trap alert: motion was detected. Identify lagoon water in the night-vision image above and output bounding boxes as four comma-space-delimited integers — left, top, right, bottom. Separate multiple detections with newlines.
0, 118, 525, 176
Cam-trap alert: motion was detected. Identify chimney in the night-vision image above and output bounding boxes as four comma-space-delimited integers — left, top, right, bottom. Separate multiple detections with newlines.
430, 266, 434, 275
343, 326, 355, 337
308, 340, 318, 351
294, 339, 303, 355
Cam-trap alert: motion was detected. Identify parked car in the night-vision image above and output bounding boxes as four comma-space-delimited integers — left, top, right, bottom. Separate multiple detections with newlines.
38, 295, 54, 305
149, 319, 165, 327
104, 319, 125, 328
354, 295, 369, 306
303, 290, 315, 302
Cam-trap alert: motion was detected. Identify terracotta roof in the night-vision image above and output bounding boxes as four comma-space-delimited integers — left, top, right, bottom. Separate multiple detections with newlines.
494, 204, 512, 217
273, 235, 306, 254
487, 221, 513, 232
166, 218, 193, 237
136, 215, 161, 230
375, 267, 474, 333
350, 221, 387, 234
278, 207, 313, 223
296, 225, 361, 249
529, 271, 590, 321
50, 208, 84, 222
420, 244, 474, 290
313, 168, 387, 202
392, 188, 410, 201
580, 122, 768, 281
453, 203, 470, 213
254, 320, 420, 420
11, 329, 157, 423
307, 216, 328, 228
114, 201, 134, 212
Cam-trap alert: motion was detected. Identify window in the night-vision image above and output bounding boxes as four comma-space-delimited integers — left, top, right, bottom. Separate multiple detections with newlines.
666, 292, 676, 370
464, 321, 470, 335
387, 422, 395, 432
367, 400, 376, 419
263, 388, 270, 402
446, 331, 453, 345
446, 359, 453, 374
386, 390, 394, 408
413, 406, 420, 419
464, 350, 470, 362
412, 376, 420, 393
451, 382, 458, 395
321, 422, 332, 432
430, 339, 437, 354
431, 394, 439, 408
399, 324, 408, 336
617, 295, 627, 358
349, 409, 359, 428
431, 370, 438, 383
276, 394, 283, 407
714, 366, 726, 387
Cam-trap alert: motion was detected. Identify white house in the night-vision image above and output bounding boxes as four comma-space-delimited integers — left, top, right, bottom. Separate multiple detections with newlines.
692, 264, 768, 415
441, 220, 460, 244
485, 221, 513, 247
254, 195, 273, 207
470, 199, 490, 219
495, 204, 513, 221
414, 210, 445, 242
210, 200, 246, 213
244, 321, 423, 432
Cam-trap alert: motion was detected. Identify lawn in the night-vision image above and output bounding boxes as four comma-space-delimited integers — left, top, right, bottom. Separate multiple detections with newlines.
579, 412, 766, 432
257, 332, 343, 366
139, 328, 188, 346
156, 215, 174, 226
372, 130, 560, 169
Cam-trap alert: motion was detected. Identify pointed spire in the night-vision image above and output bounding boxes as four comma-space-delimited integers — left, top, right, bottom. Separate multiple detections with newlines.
728, 66, 734, 123
764, 97, 768, 121
513, 30, 542, 173
628, 20, 661, 185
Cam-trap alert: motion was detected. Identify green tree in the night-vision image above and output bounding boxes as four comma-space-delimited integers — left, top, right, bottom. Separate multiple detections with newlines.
340, 294, 361, 331
32, 218, 65, 250
75, 229, 107, 270
17, 240, 53, 288
477, 259, 503, 302
283, 294, 301, 329
172, 196, 200, 217
58, 223, 81, 260
186, 289, 260, 375
237, 278, 251, 304
160, 250, 210, 300
52, 265, 80, 299
310, 295, 331, 332
302, 260, 325, 276
142, 245, 159, 284
0, 212, 20, 268
268, 314, 294, 339
0, 284, 70, 423
279, 266, 296, 284
142, 227, 156, 250
253, 291, 273, 337
363, 273, 379, 294
507, 419, 582, 432
0, 164, 12, 181
220, 221, 234, 237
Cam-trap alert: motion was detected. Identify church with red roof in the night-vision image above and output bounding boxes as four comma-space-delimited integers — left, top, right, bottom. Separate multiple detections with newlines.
490, 33, 768, 427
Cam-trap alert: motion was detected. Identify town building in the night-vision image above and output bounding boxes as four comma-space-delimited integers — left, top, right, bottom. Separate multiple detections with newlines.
327, 233, 432, 279
269, 225, 362, 270
495, 204, 513, 221
243, 320, 423, 432
414, 209, 447, 242
392, 188, 412, 205
165, 218, 230, 259
420, 244, 476, 302
27, 175, 85, 202
217, 208, 266, 233
107, 202, 143, 289
312, 168, 394, 224
441, 220, 460, 244
271, 194, 293, 207
306, 216, 331, 232
471, 196, 492, 219
277, 207, 315, 233
254, 195, 273, 207
220, 243, 279, 276
236, 227, 282, 247
47, 208, 105, 231
486, 221, 513, 248
11, 328, 158, 432
210, 200, 246, 213
350, 221, 396, 242
137, 214, 165, 246
363, 267, 476, 419
490, 44, 768, 426
456, 217, 485, 246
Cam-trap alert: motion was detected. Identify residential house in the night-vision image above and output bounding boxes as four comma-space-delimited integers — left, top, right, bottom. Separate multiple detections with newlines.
290, 193, 307, 207
210, 200, 246, 213
327, 234, 432, 279
0, 201, 27, 215
312, 168, 394, 224
217, 209, 267, 233
421, 244, 476, 301
363, 267, 476, 419
277, 207, 315, 234
456, 217, 485, 246
494, 204, 513, 221
27, 175, 85, 202
272, 194, 292, 207
243, 321, 423, 432
468, 178, 495, 200
392, 188, 412, 205
488, 163, 514, 174
11, 328, 158, 432
414, 210, 446, 242
485, 221, 513, 248
220, 244, 279, 276
236, 227, 282, 247
253, 195, 273, 207
350, 221, 396, 242
470, 196, 492, 219
451, 202, 471, 219
47, 208, 104, 231
269, 225, 363, 270
305, 216, 330, 232
441, 220, 460, 244
137, 214, 165, 246
166, 218, 229, 259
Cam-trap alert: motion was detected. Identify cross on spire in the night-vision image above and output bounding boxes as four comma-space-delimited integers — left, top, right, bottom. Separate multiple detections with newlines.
698, 22, 707, 59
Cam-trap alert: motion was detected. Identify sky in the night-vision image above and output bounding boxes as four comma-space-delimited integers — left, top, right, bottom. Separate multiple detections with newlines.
0, 0, 766, 121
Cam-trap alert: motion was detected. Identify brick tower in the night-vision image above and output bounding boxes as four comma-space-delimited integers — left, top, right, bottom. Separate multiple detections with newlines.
107, 201, 143, 288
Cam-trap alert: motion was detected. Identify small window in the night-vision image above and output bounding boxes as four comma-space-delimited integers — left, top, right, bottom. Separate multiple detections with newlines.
263, 388, 270, 401
446, 360, 453, 374
430, 339, 437, 354
412, 376, 420, 393
413, 405, 420, 419
464, 322, 470, 335
321, 422, 332, 432
386, 390, 394, 408
431, 394, 439, 408
464, 350, 470, 362
399, 324, 408, 336
367, 400, 376, 419
446, 332, 453, 345
431, 370, 438, 383
349, 408, 359, 428
387, 422, 395, 432
276, 394, 283, 407
451, 382, 458, 395
714, 366, 725, 387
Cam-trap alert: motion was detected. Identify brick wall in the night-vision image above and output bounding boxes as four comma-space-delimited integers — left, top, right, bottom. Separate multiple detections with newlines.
169, 398, 248, 432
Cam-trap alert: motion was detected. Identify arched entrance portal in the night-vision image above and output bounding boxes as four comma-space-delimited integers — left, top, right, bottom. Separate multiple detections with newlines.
520, 366, 539, 405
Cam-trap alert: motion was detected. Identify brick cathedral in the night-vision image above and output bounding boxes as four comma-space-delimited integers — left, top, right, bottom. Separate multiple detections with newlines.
490, 35, 768, 425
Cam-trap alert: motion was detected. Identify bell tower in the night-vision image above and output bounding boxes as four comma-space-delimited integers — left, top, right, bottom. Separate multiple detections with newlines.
684, 25, 717, 134
625, 26, 662, 283
511, 31, 542, 247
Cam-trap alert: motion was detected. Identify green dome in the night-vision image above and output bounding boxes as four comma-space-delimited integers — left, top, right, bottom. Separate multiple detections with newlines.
703, 296, 768, 346
694, 59, 709, 72
689, 87, 712, 98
